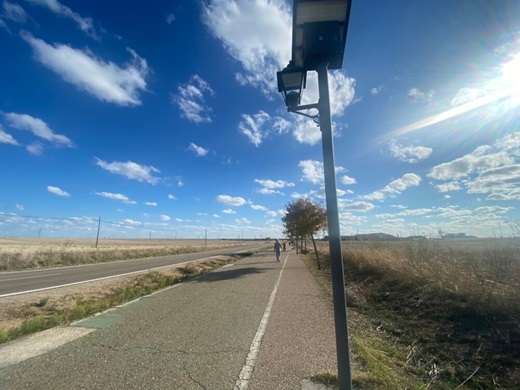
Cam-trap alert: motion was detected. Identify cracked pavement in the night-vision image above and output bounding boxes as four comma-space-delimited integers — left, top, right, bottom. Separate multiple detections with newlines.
0, 250, 337, 389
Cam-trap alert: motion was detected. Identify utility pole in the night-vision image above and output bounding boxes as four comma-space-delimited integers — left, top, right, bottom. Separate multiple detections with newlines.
95, 217, 101, 248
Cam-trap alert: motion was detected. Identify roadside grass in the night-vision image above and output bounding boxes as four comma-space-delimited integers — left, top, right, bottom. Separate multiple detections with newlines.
301, 239, 520, 389
307, 371, 338, 387
0, 254, 250, 344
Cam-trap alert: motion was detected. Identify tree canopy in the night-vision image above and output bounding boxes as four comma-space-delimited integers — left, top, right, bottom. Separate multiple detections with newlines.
282, 198, 327, 268
282, 198, 327, 238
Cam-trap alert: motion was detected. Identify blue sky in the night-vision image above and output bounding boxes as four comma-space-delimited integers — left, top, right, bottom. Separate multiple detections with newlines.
1, 0, 520, 239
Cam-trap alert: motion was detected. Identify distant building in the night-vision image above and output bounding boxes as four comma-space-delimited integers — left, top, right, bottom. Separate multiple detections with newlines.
442, 233, 477, 239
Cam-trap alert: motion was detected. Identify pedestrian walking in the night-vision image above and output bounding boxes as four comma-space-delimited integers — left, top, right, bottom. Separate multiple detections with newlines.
274, 239, 282, 262
282, 242, 286, 251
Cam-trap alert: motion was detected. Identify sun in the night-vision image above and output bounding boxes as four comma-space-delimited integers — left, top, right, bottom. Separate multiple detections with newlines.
499, 52, 520, 97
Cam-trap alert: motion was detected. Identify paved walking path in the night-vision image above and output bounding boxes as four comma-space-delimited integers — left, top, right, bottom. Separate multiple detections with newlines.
0, 249, 337, 390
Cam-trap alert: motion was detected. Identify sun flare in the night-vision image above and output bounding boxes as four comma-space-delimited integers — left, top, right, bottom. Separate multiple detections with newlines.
386, 48, 520, 140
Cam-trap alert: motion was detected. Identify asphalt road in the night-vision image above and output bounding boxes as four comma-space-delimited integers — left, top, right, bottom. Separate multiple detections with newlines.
0, 245, 263, 296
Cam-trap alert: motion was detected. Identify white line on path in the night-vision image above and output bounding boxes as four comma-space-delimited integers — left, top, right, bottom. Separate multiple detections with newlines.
234, 253, 288, 390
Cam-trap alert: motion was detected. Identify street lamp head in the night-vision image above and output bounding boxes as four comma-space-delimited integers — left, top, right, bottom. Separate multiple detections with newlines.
292, 0, 352, 70
277, 61, 306, 111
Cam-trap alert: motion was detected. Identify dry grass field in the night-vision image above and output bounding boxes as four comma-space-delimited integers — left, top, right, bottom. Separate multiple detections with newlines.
341, 238, 520, 314
305, 238, 520, 389
0, 237, 258, 271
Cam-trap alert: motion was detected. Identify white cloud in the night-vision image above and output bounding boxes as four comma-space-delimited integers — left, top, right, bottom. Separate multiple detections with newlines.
376, 208, 433, 219
239, 111, 308, 146
167, 194, 177, 200
371, 86, 382, 95
408, 87, 435, 103
250, 204, 267, 211
217, 195, 247, 207
363, 191, 385, 201
340, 175, 356, 185
342, 201, 375, 212
382, 173, 421, 194
328, 71, 357, 116
166, 13, 175, 24
222, 209, 236, 214
364, 174, 421, 202
235, 217, 251, 224
258, 188, 283, 195
22, 32, 149, 106
435, 181, 462, 193
26, 142, 44, 155
0, 126, 18, 145
201, 0, 291, 96
26, 0, 98, 38
172, 75, 214, 123
95, 191, 136, 204
145, 202, 157, 206
175, 176, 184, 187
122, 218, 141, 226
467, 164, 520, 200
239, 110, 271, 146
388, 140, 432, 163
337, 188, 353, 196
475, 205, 511, 214
265, 211, 277, 217
47, 185, 70, 197
299, 160, 323, 184
292, 119, 322, 146
159, 215, 171, 221
428, 148, 513, 181
5, 113, 73, 147
95, 158, 160, 184
2, 1, 28, 23
255, 179, 294, 189
189, 143, 209, 156
15, 204, 24, 210
272, 117, 291, 134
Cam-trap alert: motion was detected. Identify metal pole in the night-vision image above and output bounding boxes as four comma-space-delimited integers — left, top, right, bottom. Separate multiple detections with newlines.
95, 216, 101, 248
317, 62, 353, 390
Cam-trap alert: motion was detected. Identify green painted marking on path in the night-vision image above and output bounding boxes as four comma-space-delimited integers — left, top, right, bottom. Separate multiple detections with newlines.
72, 312, 120, 329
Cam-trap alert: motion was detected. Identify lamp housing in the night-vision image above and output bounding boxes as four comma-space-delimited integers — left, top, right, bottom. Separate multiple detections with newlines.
277, 63, 307, 110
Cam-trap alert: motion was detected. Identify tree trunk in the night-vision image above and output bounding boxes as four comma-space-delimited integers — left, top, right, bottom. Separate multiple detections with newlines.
310, 234, 321, 270
295, 236, 299, 254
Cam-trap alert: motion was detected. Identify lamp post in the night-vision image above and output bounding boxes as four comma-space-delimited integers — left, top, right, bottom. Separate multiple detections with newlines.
277, 1, 353, 389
